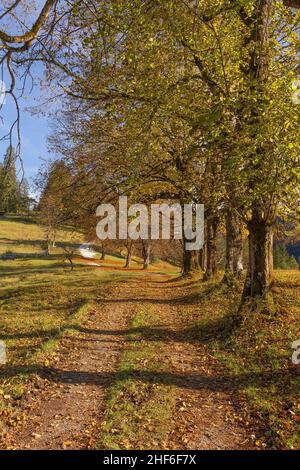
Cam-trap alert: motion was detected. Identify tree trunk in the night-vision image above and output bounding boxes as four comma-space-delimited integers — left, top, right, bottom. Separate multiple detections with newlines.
238, 0, 274, 301
199, 223, 207, 272
124, 242, 133, 268
204, 216, 219, 280
198, 246, 206, 272
182, 245, 200, 275
142, 241, 151, 270
180, 195, 201, 275
242, 209, 273, 299
45, 231, 50, 256
224, 210, 244, 282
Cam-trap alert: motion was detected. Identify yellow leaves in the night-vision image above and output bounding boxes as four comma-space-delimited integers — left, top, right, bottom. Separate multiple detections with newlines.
62, 440, 73, 449
109, 427, 120, 435
145, 424, 154, 432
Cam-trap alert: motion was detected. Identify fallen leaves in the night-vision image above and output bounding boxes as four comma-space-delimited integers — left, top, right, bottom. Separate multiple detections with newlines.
62, 440, 72, 449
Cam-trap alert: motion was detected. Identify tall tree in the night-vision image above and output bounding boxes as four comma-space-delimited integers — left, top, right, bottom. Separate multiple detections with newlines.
17, 177, 30, 214
37, 160, 73, 252
0, 145, 18, 213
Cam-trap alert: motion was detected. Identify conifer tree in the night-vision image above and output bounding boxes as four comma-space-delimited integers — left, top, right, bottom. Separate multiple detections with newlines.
0, 146, 18, 214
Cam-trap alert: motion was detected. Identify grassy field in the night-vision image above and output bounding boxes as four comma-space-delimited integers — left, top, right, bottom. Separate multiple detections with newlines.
0, 216, 177, 436
0, 216, 83, 256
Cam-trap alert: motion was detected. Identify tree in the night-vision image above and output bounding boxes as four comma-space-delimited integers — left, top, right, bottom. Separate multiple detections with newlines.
124, 239, 134, 269
224, 210, 244, 281
231, 0, 300, 299
17, 177, 30, 214
141, 240, 151, 270
274, 245, 299, 269
37, 160, 73, 253
0, 145, 18, 214
31, 0, 300, 301
0, 1, 60, 154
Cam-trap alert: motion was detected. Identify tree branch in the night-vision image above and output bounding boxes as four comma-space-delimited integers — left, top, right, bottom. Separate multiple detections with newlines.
0, 0, 22, 21
0, 0, 57, 46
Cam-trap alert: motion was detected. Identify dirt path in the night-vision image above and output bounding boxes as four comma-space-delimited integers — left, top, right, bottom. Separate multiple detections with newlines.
9, 283, 138, 450
10, 275, 252, 450
119, 277, 252, 450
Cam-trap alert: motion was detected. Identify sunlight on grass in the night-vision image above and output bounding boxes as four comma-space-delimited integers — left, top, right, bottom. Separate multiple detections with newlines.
0, 216, 177, 421
0, 215, 83, 256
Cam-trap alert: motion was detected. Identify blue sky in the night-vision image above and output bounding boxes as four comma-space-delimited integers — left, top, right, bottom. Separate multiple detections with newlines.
0, 64, 56, 190
0, 2, 55, 190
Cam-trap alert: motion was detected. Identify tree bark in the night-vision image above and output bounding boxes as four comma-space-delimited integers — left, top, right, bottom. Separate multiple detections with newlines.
182, 244, 201, 275
142, 240, 151, 270
204, 216, 219, 280
238, 0, 274, 301
242, 208, 273, 299
224, 210, 244, 281
124, 241, 133, 268
198, 246, 206, 272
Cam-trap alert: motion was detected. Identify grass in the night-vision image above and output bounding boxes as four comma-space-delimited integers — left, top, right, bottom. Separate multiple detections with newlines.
0, 258, 125, 429
0, 216, 176, 437
2, 215, 298, 449
0, 215, 83, 256
98, 307, 177, 450
184, 270, 300, 449
96, 270, 300, 450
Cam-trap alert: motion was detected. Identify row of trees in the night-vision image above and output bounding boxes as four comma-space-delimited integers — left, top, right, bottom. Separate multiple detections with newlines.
1, 1, 300, 306
0, 146, 30, 214
37, 159, 183, 268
